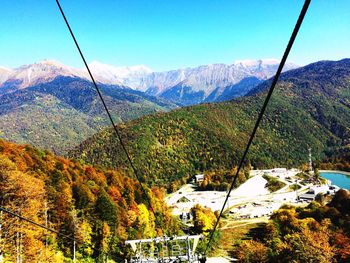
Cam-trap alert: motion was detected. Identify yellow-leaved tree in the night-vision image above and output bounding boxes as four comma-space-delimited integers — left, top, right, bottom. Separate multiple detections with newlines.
191, 204, 216, 234
0, 155, 56, 262
137, 204, 155, 238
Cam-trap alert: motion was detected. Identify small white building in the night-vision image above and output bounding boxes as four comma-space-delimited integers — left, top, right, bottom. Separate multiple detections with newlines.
194, 174, 204, 183
311, 185, 330, 195
299, 185, 331, 201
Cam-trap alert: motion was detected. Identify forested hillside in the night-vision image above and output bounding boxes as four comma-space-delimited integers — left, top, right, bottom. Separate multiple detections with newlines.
0, 76, 175, 154
71, 59, 350, 188
234, 190, 350, 262
0, 139, 180, 262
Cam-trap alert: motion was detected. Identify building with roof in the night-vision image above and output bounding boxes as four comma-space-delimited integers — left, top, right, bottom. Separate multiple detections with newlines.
194, 174, 205, 183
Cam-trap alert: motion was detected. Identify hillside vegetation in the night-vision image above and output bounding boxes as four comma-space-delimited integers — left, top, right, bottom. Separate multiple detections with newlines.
71, 59, 350, 188
0, 139, 180, 262
262, 174, 286, 192
234, 190, 350, 262
0, 76, 175, 154
320, 145, 350, 172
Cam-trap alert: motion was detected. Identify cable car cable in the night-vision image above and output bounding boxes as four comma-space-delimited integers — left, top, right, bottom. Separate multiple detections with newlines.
204, 0, 312, 254
55, 0, 157, 217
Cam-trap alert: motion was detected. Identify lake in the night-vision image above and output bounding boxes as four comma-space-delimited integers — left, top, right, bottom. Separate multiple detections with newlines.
321, 171, 350, 190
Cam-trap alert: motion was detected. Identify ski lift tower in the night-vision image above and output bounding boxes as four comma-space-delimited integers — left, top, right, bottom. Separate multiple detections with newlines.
125, 235, 205, 263
308, 147, 314, 175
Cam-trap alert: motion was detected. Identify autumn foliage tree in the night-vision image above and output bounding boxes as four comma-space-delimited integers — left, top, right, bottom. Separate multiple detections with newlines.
0, 139, 180, 262
235, 240, 268, 263
198, 166, 250, 191
0, 155, 56, 262
234, 190, 350, 262
190, 204, 216, 234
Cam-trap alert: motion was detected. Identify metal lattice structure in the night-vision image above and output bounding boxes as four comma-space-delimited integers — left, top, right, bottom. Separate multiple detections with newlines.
308, 147, 314, 175
125, 235, 206, 263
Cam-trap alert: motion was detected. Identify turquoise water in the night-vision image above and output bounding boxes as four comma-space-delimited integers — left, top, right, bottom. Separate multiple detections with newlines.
321, 172, 350, 190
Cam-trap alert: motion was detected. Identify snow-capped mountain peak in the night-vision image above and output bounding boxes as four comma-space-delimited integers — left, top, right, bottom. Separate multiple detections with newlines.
234, 59, 279, 67
0, 66, 12, 71
0, 58, 299, 105
88, 61, 152, 84
35, 59, 67, 67
89, 61, 153, 79
233, 58, 298, 70
3, 59, 84, 89
0, 66, 13, 85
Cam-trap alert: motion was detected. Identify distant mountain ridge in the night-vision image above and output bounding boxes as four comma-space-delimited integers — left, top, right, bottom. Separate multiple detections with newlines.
88, 59, 298, 105
0, 59, 298, 105
0, 60, 84, 93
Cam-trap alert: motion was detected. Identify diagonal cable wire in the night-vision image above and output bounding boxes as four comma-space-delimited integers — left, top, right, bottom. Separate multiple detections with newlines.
55, 0, 156, 216
0, 206, 106, 256
0, 206, 73, 241
204, 0, 312, 254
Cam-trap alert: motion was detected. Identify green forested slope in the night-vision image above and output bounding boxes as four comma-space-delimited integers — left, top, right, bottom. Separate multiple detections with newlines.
0, 76, 175, 154
71, 59, 350, 187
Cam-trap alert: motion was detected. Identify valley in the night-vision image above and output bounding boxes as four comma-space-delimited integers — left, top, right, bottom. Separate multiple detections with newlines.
1, 0, 350, 261
166, 169, 305, 218
0, 58, 349, 262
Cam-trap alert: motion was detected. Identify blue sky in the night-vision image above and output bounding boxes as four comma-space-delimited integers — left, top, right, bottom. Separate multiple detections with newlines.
1, 0, 349, 71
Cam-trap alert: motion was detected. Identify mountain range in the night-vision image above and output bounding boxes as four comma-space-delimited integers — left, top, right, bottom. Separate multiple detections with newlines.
0, 58, 297, 154
0, 59, 297, 105
139, 59, 297, 104
69, 59, 350, 187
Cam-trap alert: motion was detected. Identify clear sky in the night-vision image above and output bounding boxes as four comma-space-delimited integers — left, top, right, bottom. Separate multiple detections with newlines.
0, 0, 349, 71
